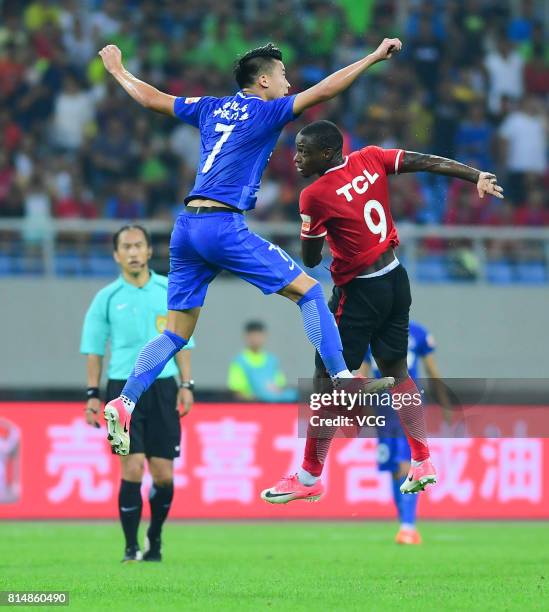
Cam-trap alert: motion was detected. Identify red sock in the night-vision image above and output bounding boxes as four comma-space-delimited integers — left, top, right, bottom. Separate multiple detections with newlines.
393, 376, 430, 462
301, 413, 338, 477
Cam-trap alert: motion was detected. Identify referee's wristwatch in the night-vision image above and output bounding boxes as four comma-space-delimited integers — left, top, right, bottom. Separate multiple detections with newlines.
179, 380, 195, 392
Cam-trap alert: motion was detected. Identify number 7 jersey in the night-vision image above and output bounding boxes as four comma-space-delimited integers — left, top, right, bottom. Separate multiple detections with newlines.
174, 92, 297, 211
299, 146, 404, 286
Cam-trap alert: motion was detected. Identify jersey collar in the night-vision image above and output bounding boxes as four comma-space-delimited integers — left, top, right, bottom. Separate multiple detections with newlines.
324, 156, 349, 174
237, 90, 263, 101
120, 269, 156, 290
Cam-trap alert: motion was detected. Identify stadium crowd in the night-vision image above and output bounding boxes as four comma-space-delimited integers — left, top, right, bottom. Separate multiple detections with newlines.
0, 0, 548, 271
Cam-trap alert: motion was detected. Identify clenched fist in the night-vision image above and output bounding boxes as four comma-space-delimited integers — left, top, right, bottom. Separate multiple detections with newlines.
371, 38, 402, 62
477, 172, 504, 199
98, 44, 123, 74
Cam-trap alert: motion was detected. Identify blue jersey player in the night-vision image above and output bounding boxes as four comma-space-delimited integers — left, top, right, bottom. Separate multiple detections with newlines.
361, 320, 450, 544
98, 38, 402, 472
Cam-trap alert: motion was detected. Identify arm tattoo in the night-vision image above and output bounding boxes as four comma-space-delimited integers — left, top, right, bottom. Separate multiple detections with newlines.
400, 151, 481, 183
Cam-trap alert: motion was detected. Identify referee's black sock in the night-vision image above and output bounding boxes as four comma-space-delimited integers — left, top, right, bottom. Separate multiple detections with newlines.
148, 481, 174, 542
118, 480, 143, 548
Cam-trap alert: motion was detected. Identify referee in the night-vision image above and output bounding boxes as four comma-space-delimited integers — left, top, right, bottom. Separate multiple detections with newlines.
80, 225, 195, 563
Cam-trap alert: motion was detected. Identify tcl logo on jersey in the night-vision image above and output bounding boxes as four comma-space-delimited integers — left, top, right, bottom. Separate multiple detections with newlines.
335, 170, 380, 202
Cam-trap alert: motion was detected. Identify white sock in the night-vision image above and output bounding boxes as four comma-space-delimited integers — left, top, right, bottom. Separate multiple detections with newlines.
333, 369, 354, 378
297, 467, 319, 486
401, 523, 416, 531
120, 395, 135, 415
411, 459, 425, 468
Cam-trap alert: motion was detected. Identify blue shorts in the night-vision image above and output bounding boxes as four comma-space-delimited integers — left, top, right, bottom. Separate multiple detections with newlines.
168, 210, 303, 310
377, 436, 411, 472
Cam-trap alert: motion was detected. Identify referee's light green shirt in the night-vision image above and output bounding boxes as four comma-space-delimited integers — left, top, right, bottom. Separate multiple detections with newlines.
80, 271, 195, 380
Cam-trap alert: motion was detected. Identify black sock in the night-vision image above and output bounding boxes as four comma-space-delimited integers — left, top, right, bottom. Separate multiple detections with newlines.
118, 480, 142, 548
148, 482, 174, 541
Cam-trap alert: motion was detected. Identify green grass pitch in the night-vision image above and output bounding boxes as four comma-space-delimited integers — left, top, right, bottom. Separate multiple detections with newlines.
2, 521, 548, 611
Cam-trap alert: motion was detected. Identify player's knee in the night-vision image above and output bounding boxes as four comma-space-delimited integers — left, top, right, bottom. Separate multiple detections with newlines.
151, 465, 174, 487
278, 273, 318, 302
153, 477, 174, 488
298, 274, 319, 294
149, 459, 173, 485
166, 308, 200, 338
296, 280, 323, 305
122, 457, 145, 482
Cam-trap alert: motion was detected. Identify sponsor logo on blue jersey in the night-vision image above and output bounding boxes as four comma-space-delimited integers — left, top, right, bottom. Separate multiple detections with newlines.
173, 92, 297, 211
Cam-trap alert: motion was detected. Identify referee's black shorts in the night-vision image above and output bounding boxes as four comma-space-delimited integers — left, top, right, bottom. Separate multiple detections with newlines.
315, 264, 412, 372
106, 377, 180, 459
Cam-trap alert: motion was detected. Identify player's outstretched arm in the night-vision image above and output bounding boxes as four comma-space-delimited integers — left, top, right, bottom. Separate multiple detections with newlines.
98, 45, 176, 116
400, 152, 504, 199
293, 38, 402, 115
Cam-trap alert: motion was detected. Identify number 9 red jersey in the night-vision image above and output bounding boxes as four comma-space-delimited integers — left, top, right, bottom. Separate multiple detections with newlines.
299, 146, 404, 286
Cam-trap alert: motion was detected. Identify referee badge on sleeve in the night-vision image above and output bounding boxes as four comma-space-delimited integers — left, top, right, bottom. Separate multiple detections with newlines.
156, 315, 167, 333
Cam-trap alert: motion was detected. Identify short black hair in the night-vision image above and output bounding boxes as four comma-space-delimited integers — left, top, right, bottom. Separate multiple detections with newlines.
298, 120, 344, 152
113, 225, 152, 250
234, 43, 283, 89
244, 320, 266, 333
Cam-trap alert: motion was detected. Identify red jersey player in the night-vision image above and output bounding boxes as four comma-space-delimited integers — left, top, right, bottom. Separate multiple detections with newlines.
261, 120, 503, 504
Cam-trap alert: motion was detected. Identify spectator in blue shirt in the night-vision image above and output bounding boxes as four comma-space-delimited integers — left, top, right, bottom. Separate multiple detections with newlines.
456, 103, 494, 170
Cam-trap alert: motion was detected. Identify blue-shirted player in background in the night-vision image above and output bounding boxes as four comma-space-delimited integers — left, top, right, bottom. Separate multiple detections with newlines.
98, 38, 401, 496
360, 320, 451, 545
